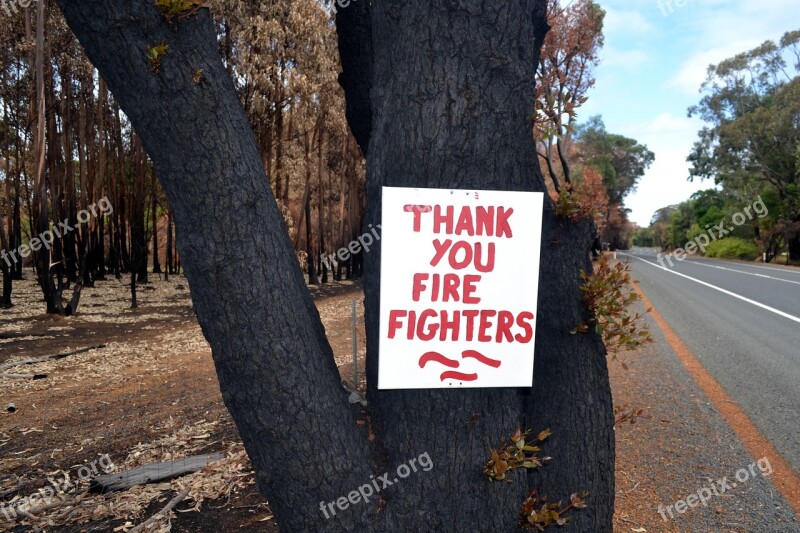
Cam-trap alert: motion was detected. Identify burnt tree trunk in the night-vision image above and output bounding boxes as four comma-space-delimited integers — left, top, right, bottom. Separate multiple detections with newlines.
33, 0, 63, 315
303, 131, 318, 286
133, 139, 148, 284
57, 0, 613, 530
151, 171, 161, 274
318, 127, 328, 284
165, 208, 173, 280
347, 1, 614, 530
56, 2, 370, 530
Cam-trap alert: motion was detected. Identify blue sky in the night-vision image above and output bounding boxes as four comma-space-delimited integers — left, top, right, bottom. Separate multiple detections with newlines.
580, 0, 800, 226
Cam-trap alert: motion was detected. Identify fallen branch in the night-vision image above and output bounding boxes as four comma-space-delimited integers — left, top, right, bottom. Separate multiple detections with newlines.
0, 345, 106, 373
0, 480, 30, 498
89, 453, 224, 493
0, 373, 48, 380
0, 494, 83, 526
130, 486, 191, 533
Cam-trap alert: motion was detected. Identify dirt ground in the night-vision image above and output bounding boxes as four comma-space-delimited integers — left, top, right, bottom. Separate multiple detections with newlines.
1, 275, 365, 532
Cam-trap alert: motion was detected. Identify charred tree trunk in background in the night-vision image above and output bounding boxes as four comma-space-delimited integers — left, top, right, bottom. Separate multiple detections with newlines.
95, 78, 108, 281
134, 145, 148, 284
1, 73, 14, 308
274, 81, 284, 204
0, 220, 11, 308
130, 136, 148, 305
12, 176, 22, 280
151, 170, 161, 274
318, 127, 328, 284
166, 208, 173, 276
303, 130, 318, 285
61, 62, 79, 284
33, 0, 62, 315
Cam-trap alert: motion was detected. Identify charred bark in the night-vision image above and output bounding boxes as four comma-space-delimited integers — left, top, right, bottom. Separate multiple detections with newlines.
335, 0, 372, 157
348, 0, 613, 530
55, 2, 371, 530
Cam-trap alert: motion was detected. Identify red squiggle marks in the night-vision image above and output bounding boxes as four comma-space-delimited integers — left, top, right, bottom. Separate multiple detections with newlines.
440, 371, 479, 382
419, 351, 460, 369
462, 350, 501, 368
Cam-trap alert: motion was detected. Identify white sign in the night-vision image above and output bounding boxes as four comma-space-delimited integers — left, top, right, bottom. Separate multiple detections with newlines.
378, 186, 544, 389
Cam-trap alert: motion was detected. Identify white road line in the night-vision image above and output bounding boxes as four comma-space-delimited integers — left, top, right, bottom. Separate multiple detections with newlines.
682, 260, 800, 286
709, 260, 800, 275
622, 254, 800, 325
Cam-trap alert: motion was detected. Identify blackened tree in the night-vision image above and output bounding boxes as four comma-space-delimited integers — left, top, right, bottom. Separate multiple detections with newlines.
55, 0, 613, 530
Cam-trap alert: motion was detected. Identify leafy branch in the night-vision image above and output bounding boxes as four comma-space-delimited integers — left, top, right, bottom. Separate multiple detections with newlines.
554, 183, 601, 223
146, 43, 169, 74
572, 256, 653, 357
519, 489, 588, 530
484, 428, 552, 483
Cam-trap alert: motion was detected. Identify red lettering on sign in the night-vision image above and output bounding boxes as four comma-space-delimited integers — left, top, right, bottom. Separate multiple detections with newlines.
463, 275, 481, 304
433, 205, 454, 234
495, 311, 515, 343
439, 310, 460, 341
478, 310, 497, 342
514, 312, 535, 343
388, 310, 406, 339
403, 205, 433, 232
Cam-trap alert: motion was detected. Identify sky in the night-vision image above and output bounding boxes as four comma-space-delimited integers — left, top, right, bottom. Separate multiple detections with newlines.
580, 0, 800, 226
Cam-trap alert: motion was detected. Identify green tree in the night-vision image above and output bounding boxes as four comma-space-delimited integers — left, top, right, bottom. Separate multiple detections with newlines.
576, 116, 655, 205
688, 30, 800, 259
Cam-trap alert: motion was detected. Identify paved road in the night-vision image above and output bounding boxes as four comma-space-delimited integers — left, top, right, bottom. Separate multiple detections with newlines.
621, 248, 800, 476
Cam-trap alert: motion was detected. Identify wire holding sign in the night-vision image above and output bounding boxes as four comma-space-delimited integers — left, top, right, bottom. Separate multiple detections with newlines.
378, 187, 545, 389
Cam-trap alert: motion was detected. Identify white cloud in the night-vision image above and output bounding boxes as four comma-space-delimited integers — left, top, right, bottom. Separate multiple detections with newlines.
642, 112, 696, 132
628, 151, 709, 226
603, 7, 654, 36
664, 0, 800, 94
620, 113, 709, 225
667, 40, 761, 94
601, 46, 649, 68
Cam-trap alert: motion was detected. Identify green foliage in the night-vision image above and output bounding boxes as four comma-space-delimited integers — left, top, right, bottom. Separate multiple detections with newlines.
686, 29, 800, 260
519, 490, 588, 530
573, 257, 653, 356
704, 238, 759, 260
574, 115, 655, 204
146, 43, 169, 74
554, 184, 599, 223
155, 0, 204, 21
484, 428, 552, 483
631, 226, 656, 247
645, 189, 767, 252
